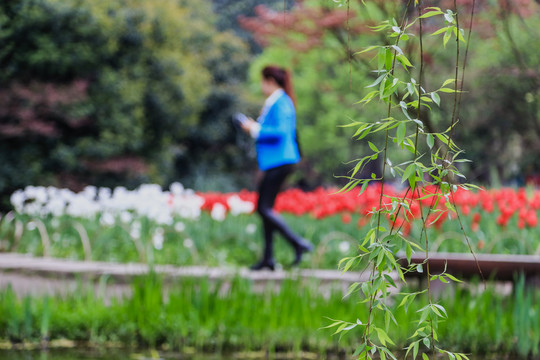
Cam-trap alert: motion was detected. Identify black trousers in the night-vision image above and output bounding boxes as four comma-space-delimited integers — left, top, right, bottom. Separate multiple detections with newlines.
257, 163, 303, 261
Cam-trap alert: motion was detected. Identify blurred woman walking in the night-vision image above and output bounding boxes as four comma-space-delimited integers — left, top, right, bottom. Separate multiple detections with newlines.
241, 65, 314, 271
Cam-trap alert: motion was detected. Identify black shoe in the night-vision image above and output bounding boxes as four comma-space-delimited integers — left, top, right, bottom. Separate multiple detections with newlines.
250, 259, 275, 271
292, 241, 314, 267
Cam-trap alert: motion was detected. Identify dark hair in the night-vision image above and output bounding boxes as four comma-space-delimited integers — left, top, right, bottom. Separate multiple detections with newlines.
262, 65, 296, 106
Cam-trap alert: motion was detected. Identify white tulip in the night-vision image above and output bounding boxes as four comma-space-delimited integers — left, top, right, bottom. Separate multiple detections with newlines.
211, 203, 227, 222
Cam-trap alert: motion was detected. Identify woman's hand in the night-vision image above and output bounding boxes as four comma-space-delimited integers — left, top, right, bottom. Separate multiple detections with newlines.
241, 117, 256, 132
241, 117, 260, 138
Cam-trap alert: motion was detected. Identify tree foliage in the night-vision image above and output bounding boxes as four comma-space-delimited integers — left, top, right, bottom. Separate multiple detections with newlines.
211, 0, 292, 52
0, 0, 252, 207
452, 1, 540, 184
240, 0, 395, 185
240, 0, 540, 186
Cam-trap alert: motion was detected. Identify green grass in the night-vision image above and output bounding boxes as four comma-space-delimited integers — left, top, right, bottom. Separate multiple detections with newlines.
6, 210, 539, 272
0, 274, 538, 358
2, 213, 367, 269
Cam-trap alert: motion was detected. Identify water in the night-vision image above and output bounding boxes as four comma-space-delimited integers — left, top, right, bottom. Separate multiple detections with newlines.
0, 349, 511, 360
0, 349, 123, 360
0, 349, 202, 360
0, 349, 255, 360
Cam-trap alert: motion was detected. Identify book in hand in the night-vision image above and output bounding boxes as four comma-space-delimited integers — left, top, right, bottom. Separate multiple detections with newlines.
232, 112, 249, 129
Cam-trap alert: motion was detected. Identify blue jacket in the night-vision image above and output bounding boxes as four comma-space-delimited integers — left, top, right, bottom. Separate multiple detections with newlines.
256, 91, 301, 171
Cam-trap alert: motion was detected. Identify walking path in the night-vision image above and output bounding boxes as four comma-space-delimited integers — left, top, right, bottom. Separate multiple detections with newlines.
0, 253, 375, 298
4, 252, 537, 298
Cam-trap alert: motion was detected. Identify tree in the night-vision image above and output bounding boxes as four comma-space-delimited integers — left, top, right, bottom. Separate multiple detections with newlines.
451, 1, 540, 184
239, 0, 402, 185
211, 0, 294, 52
0, 0, 252, 207
239, 0, 540, 186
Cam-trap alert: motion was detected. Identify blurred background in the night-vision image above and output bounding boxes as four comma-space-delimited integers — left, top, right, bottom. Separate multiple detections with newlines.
1, 2, 540, 358
1, 0, 539, 209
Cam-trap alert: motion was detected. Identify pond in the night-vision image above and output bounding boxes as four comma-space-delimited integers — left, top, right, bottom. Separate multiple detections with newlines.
0, 349, 122, 360
0, 349, 230, 360
0, 349, 514, 360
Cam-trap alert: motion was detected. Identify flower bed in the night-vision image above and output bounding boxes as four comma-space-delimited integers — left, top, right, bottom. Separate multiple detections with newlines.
1, 183, 540, 269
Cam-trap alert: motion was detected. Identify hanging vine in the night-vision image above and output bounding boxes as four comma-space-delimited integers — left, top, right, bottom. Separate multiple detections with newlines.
326, 1, 481, 359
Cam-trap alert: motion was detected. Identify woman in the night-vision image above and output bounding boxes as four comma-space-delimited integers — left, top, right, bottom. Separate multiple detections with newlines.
242, 65, 313, 271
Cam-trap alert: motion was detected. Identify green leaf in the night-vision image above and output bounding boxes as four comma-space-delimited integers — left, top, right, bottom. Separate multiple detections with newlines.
400, 101, 412, 120
397, 54, 413, 69
445, 351, 456, 360
458, 28, 466, 43
357, 90, 380, 104
432, 303, 448, 318
380, 77, 400, 99
445, 273, 463, 283
378, 47, 387, 71
406, 243, 412, 264
344, 282, 360, 298
359, 179, 370, 195
416, 263, 423, 273
380, 77, 387, 99
398, 294, 410, 309
444, 12, 454, 23
438, 87, 457, 93
419, 9, 443, 19
353, 343, 367, 357
405, 341, 417, 360
443, 27, 452, 47
361, 281, 371, 298
368, 141, 379, 152
391, 45, 403, 55
402, 163, 416, 184
367, 74, 386, 88
357, 127, 373, 140
375, 327, 395, 346
418, 305, 430, 325
413, 341, 420, 360
353, 124, 369, 137
356, 45, 380, 55
385, 47, 393, 72
441, 78, 457, 87
320, 319, 345, 329
426, 133, 434, 149
341, 257, 357, 273
397, 122, 406, 145
434, 133, 458, 150
384, 273, 397, 288
334, 322, 349, 335
431, 27, 448, 36
431, 92, 441, 106
407, 82, 415, 95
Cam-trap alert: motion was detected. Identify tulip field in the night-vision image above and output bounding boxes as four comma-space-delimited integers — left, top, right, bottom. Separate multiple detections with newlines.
2, 183, 540, 358
1, 182, 540, 269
